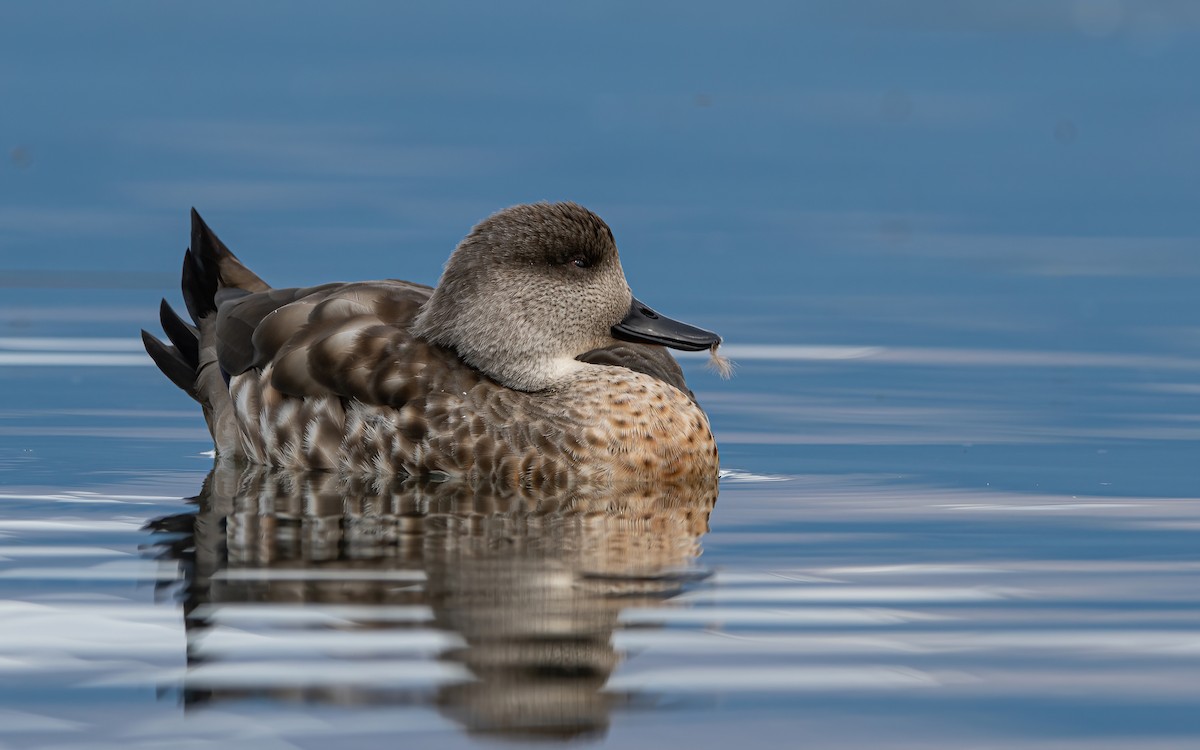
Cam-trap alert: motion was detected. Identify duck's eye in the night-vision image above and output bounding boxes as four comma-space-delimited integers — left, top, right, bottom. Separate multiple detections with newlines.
571, 256, 591, 269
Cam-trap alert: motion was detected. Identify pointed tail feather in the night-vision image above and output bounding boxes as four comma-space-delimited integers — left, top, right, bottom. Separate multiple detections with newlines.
182, 209, 269, 326
159, 298, 199, 370
141, 329, 197, 397
149, 298, 202, 403
181, 247, 213, 325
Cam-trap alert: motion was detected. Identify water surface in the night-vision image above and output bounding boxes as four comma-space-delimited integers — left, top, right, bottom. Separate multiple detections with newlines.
3, 2, 1200, 748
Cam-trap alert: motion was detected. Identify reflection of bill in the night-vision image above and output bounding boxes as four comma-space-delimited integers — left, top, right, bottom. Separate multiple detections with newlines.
148, 463, 717, 741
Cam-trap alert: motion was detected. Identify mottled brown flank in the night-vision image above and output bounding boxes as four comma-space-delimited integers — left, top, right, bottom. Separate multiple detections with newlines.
231, 358, 717, 491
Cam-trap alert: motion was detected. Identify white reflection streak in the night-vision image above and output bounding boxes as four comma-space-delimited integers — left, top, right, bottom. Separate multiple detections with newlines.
0, 337, 148, 366
614, 630, 926, 654
0, 492, 181, 504
608, 665, 944, 692
211, 568, 427, 582
675, 586, 1014, 603
937, 502, 1142, 512
0, 519, 145, 532
0, 546, 130, 559
820, 561, 1200, 573
620, 607, 952, 626
0, 560, 180, 581
711, 571, 844, 584
0, 353, 149, 366
182, 660, 473, 689
614, 630, 1200, 657
0, 602, 183, 673
0, 337, 145, 351
680, 344, 1200, 370
192, 603, 436, 625
815, 564, 1010, 575
714, 345, 885, 360
190, 627, 463, 657
0, 426, 208, 439
718, 469, 792, 482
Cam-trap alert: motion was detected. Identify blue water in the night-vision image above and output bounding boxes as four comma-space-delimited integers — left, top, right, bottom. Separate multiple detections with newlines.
3, 2, 1200, 748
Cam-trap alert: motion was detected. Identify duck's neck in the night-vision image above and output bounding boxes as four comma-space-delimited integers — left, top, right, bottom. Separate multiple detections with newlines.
467, 348, 594, 392
506, 356, 590, 392
414, 301, 592, 392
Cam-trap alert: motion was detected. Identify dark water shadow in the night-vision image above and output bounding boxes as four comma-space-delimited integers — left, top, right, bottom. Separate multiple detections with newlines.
146, 463, 718, 742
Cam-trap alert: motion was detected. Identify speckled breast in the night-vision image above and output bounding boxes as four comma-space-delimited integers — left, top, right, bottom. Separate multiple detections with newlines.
229, 365, 719, 491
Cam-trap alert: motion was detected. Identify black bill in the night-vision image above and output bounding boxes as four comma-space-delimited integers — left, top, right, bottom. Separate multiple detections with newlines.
611, 297, 721, 352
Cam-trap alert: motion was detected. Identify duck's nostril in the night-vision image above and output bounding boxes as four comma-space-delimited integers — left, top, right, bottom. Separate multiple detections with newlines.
640, 306, 659, 319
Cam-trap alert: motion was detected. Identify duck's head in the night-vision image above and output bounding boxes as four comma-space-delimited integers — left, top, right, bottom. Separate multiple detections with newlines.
413, 202, 720, 391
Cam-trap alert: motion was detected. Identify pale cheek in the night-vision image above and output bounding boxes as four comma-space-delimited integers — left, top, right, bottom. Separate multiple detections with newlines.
603, 279, 633, 321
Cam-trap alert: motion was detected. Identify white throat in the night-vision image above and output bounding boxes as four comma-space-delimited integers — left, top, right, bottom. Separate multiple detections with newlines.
512, 356, 590, 392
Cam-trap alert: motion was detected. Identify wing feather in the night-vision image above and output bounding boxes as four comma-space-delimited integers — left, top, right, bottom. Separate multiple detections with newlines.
217, 281, 438, 404
577, 343, 694, 400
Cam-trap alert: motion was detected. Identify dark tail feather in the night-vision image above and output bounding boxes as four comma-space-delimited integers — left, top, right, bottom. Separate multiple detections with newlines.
181, 209, 225, 324
159, 298, 199, 370
181, 247, 215, 326
141, 329, 197, 397
182, 209, 269, 326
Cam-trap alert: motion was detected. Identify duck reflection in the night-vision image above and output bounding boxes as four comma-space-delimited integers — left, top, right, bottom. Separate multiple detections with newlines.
149, 463, 717, 741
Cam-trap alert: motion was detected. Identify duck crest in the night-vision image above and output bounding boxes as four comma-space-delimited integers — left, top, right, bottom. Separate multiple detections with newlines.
142, 204, 723, 487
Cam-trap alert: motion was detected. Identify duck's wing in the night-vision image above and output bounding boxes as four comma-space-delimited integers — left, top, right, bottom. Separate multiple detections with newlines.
214, 282, 348, 377
216, 280, 458, 405
577, 343, 695, 400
